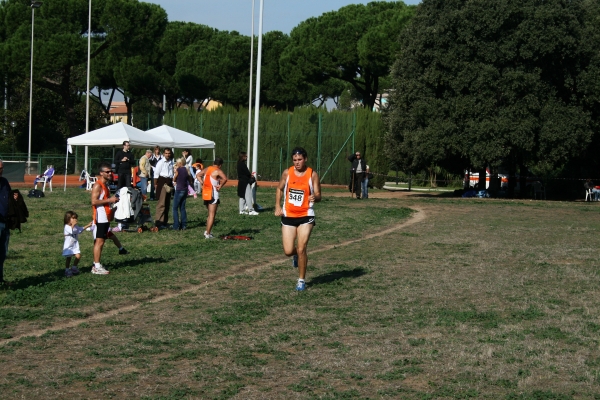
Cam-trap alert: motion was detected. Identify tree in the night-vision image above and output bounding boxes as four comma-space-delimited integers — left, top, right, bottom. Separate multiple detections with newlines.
176, 30, 251, 109
280, 1, 415, 110
385, 0, 596, 195
156, 21, 216, 111
1, 0, 167, 138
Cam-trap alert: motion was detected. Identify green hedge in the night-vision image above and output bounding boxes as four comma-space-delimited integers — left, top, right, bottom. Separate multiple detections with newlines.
161, 107, 386, 186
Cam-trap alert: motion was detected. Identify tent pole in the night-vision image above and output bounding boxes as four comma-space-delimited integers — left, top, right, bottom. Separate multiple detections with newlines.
64, 146, 69, 191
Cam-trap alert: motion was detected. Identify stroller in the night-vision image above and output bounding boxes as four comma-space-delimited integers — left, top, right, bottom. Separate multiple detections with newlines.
113, 187, 153, 233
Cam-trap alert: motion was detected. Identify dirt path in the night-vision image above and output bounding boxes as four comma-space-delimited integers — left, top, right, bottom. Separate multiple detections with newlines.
0, 207, 426, 345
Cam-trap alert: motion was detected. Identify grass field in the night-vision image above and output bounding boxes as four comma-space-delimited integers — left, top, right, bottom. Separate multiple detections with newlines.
0, 187, 599, 399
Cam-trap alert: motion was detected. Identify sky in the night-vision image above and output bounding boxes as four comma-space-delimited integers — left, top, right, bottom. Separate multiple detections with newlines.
144, 0, 421, 35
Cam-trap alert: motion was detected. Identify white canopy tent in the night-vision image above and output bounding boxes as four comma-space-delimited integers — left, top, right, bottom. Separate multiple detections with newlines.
145, 125, 216, 152
64, 122, 215, 190
67, 122, 156, 147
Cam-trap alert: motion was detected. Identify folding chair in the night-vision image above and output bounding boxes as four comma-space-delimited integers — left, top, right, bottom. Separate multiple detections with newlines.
34, 169, 55, 192
532, 181, 545, 200
79, 170, 97, 191
586, 188, 594, 202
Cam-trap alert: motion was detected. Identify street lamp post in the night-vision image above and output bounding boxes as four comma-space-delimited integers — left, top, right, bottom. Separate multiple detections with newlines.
28, 1, 42, 175
10, 121, 16, 155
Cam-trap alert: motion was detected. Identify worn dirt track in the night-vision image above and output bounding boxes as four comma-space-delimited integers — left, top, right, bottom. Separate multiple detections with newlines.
0, 206, 425, 345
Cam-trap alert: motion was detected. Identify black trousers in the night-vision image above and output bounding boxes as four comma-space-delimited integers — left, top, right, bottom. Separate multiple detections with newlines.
117, 172, 132, 190
352, 172, 364, 198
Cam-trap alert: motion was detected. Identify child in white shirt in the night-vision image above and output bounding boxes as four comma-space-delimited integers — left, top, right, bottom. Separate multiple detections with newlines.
63, 211, 92, 277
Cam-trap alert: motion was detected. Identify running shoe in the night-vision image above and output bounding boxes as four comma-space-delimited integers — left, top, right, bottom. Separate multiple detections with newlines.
118, 248, 129, 255
70, 266, 80, 275
248, 210, 259, 216
292, 255, 298, 268
295, 280, 306, 291
111, 227, 121, 233
239, 211, 248, 215
92, 265, 110, 275
65, 268, 73, 278
204, 231, 214, 239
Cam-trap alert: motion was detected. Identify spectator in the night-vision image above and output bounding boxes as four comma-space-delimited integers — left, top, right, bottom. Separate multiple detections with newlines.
0, 161, 12, 286
348, 151, 367, 199
33, 165, 54, 188
114, 141, 134, 189
237, 151, 258, 215
138, 149, 152, 200
172, 158, 192, 231
198, 157, 228, 239
90, 163, 129, 275
152, 148, 174, 230
148, 145, 162, 200
182, 149, 194, 176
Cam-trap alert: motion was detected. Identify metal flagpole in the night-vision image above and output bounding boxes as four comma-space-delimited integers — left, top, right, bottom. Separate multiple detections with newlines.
84, 0, 91, 174
247, 0, 255, 168
251, 0, 263, 181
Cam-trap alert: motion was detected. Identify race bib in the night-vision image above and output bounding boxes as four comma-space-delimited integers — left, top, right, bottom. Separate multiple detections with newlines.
288, 189, 305, 207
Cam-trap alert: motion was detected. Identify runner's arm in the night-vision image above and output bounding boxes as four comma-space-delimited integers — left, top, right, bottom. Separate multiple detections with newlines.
216, 169, 228, 189
311, 171, 321, 203
274, 169, 288, 216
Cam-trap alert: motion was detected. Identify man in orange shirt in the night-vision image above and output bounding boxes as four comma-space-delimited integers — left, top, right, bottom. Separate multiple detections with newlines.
197, 157, 228, 239
91, 163, 128, 275
274, 147, 321, 291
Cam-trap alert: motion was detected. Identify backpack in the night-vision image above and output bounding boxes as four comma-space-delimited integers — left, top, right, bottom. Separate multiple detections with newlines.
27, 189, 44, 198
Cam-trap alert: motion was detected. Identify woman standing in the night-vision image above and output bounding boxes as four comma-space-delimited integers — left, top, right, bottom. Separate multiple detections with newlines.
172, 158, 192, 230
149, 146, 163, 200
237, 152, 258, 215
182, 149, 194, 176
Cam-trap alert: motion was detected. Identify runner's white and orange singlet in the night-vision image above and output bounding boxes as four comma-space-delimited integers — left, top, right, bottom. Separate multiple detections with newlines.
283, 166, 314, 218
92, 181, 113, 223
202, 166, 219, 201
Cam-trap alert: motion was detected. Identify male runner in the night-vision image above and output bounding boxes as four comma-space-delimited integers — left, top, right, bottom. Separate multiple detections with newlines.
198, 157, 228, 239
91, 163, 129, 275
274, 147, 321, 291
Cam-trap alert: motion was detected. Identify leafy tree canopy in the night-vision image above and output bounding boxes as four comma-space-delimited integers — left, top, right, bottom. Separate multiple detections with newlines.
385, 0, 598, 176
281, 1, 415, 110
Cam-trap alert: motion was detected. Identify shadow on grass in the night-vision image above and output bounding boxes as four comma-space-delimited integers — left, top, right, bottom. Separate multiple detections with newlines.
4, 256, 173, 290
221, 228, 261, 237
105, 256, 173, 272
308, 267, 367, 288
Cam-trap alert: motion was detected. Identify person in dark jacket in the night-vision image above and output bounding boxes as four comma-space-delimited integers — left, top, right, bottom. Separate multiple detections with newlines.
0, 161, 13, 285
237, 152, 258, 215
348, 152, 367, 199
114, 141, 134, 189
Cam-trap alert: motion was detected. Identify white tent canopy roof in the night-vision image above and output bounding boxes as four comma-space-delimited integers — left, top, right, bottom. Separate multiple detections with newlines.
66, 122, 158, 147
145, 125, 215, 149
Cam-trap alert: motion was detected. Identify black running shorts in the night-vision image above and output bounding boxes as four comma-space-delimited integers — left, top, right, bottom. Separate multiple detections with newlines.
281, 216, 315, 227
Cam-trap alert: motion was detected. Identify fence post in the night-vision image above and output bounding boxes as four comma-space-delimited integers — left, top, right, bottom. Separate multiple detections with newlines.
227, 114, 231, 177
287, 113, 290, 165
317, 113, 322, 175
408, 172, 412, 192
351, 112, 356, 155
199, 113, 203, 161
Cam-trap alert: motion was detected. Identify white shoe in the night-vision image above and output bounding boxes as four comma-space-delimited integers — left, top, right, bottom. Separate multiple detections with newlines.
204, 231, 214, 239
248, 210, 259, 216
239, 211, 248, 215
92, 265, 110, 275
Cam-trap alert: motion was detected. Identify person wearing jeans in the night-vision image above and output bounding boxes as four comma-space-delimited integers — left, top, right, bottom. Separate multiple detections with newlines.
138, 149, 152, 199
361, 163, 370, 199
172, 158, 192, 230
